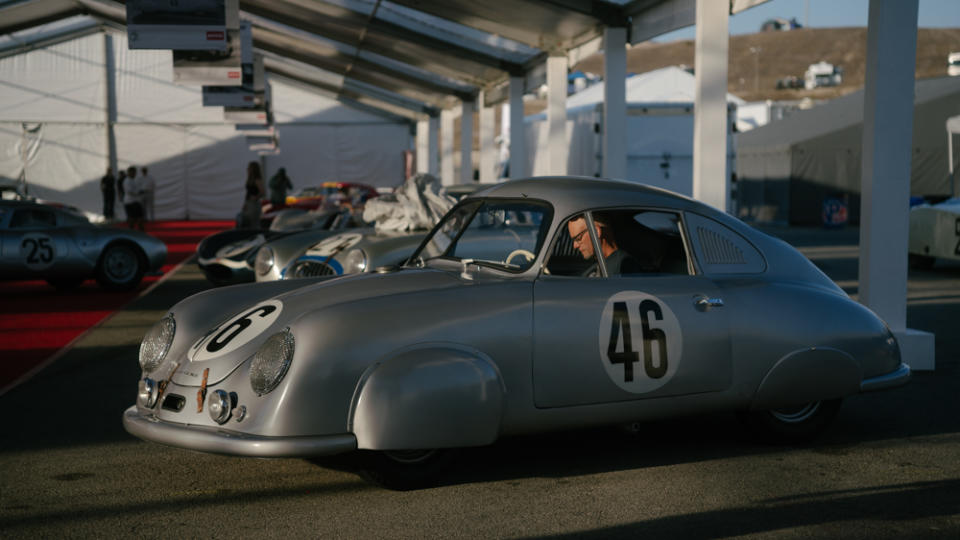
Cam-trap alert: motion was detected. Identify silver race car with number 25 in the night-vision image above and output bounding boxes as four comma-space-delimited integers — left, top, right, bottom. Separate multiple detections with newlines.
123, 177, 909, 489
1, 199, 166, 290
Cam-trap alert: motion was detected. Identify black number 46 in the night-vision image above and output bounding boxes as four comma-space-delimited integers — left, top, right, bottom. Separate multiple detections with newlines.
607, 300, 668, 382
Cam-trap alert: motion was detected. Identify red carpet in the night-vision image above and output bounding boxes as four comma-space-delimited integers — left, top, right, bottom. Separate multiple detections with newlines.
0, 220, 233, 394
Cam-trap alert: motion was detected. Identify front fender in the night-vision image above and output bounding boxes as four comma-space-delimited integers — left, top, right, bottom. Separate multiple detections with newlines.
750, 347, 862, 410
349, 343, 505, 450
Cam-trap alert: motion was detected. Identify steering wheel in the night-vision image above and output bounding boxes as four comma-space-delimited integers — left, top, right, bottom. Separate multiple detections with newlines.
505, 249, 535, 267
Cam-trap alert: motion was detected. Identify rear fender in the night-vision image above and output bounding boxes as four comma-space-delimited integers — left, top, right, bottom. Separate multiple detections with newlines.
750, 347, 861, 411
349, 343, 505, 450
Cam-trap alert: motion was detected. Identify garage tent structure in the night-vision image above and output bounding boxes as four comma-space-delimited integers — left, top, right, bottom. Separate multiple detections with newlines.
736, 75, 960, 225
0, 19, 414, 220
525, 66, 743, 197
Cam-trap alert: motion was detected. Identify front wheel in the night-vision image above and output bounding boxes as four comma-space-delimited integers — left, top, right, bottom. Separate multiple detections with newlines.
96, 243, 145, 290
738, 399, 841, 444
357, 449, 454, 491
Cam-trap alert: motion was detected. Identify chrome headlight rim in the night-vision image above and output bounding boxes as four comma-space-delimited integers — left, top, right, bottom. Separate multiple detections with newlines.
139, 315, 175, 374
249, 328, 295, 396
254, 246, 275, 276
343, 248, 368, 274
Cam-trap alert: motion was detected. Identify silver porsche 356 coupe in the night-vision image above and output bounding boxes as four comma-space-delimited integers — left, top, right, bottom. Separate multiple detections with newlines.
123, 177, 909, 489
1, 199, 166, 290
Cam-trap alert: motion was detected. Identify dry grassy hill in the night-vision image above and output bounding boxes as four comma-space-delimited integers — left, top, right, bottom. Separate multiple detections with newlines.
571, 27, 960, 102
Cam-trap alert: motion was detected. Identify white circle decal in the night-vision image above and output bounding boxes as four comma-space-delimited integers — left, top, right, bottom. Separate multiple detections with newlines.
306, 233, 363, 257
191, 300, 283, 362
597, 291, 682, 393
20, 233, 56, 270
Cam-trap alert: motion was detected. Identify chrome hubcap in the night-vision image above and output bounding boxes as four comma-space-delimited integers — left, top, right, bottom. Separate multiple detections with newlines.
770, 401, 821, 423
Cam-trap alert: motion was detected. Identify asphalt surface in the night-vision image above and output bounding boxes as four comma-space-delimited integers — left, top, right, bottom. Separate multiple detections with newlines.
1, 226, 958, 539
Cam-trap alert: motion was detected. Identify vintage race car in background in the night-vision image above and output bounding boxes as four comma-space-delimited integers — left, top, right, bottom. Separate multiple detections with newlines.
124, 177, 909, 490
197, 208, 361, 285
908, 197, 960, 269
1, 199, 166, 290
256, 227, 425, 280
259, 182, 379, 227
255, 180, 492, 281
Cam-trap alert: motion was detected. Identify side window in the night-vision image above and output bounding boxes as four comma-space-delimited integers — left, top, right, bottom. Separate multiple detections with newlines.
9, 209, 56, 229
545, 209, 690, 277
684, 212, 766, 274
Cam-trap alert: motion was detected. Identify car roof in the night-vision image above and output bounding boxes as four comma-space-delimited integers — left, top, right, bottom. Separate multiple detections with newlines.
466, 176, 718, 222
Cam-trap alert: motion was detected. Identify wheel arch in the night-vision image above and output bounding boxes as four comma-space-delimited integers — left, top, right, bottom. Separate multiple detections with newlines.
348, 342, 505, 451
750, 347, 862, 411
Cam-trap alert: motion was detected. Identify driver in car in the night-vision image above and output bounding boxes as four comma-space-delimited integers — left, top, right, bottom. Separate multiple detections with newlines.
567, 214, 640, 276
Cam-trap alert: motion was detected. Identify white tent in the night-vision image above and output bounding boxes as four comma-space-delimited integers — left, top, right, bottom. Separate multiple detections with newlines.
0, 25, 412, 220
525, 66, 740, 196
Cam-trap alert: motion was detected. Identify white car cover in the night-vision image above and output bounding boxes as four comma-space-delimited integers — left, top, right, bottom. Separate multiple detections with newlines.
361, 174, 456, 232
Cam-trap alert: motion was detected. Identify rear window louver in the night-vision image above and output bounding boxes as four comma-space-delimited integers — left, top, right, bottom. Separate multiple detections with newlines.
697, 226, 746, 265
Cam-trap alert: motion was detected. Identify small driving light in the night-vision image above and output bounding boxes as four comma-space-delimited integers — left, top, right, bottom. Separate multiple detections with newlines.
139, 315, 175, 373
250, 328, 295, 396
343, 248, 367, 274
208, 389, 232, 424
138, 378, 158, 408
254, 246, 275, 276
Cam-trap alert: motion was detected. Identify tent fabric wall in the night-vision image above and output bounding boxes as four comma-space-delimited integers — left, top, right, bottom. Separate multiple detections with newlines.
0, 29, 412, 220
737, 76, 960, 225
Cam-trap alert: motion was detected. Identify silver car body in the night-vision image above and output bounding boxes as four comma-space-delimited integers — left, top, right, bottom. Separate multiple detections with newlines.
124, 177, 908, 460
197, 208, 358, 285
0, 200, 166, 289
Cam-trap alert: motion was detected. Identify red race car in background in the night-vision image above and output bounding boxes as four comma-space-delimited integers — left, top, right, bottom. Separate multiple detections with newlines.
260, 182, 379, 227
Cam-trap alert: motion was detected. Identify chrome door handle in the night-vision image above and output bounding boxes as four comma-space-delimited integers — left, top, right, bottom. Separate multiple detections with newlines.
694, 296, 724, 310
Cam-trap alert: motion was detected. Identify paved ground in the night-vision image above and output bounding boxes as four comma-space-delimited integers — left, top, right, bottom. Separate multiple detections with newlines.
1, 226, 958, 539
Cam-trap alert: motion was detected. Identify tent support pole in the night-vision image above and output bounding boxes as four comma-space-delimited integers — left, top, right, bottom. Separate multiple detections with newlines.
104, 31, 118, 179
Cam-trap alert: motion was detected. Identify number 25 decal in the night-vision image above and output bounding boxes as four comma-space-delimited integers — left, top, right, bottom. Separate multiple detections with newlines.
599, 291, 682, 393
192, 300, 284, 362
20, 234, 55, 270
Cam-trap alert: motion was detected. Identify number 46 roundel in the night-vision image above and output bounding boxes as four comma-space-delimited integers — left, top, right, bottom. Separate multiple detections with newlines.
597, 291, 682, 393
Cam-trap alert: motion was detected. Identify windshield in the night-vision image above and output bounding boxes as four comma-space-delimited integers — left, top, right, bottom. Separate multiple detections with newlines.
413, 199, 552, 272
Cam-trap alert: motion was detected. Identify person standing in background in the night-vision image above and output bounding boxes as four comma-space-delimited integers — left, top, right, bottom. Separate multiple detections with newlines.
122, 165, 145, 231
268, 167, 293, 207
140, 166, 156, 222
239, 161, 265, 228
100, 167, 116, 221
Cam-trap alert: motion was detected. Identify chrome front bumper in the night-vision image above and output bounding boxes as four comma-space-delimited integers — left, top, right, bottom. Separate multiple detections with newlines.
122, 406, 357, 458
860, 363, 911, 393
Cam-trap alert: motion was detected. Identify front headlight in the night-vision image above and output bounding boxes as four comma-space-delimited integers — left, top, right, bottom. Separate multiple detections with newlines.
139, 315, 175, 373
255, 246, 275, 276
250, 328, 295, 396
342, 248, 367, 274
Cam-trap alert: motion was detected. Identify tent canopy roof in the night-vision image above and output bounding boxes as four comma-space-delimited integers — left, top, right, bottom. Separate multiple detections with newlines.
0, 0, 771, 119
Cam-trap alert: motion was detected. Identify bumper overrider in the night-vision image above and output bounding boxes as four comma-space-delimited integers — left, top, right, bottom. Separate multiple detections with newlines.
860, 363, 911, 393
122, 406, 357, 458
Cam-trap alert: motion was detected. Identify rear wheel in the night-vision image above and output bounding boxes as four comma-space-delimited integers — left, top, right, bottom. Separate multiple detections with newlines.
96, 243, 145, 290
358, 449, 454, 491
738, 399, 841, 444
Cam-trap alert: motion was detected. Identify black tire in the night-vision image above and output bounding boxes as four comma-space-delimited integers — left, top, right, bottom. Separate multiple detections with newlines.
908, 253, 935, 270
46, 277, 85, 290
96, 242, 145, 290
737, 399, 841, 444
357, 449, 455, 491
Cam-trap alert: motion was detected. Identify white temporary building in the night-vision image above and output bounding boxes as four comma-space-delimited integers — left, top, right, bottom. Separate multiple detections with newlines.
0, 23, 412, 220
524, 66, 744, 197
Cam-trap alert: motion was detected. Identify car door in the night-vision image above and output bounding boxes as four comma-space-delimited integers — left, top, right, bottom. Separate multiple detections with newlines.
532, 208, 732, 409
1, 206, 64, 279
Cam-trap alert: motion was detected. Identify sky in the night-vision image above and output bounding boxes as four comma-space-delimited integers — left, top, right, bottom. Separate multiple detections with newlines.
656, 0, 960, 41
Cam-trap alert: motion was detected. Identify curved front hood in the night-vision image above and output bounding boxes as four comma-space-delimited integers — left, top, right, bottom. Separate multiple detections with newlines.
170, 269, 462, 386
